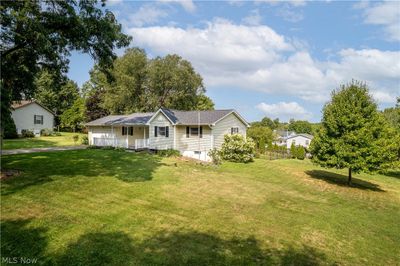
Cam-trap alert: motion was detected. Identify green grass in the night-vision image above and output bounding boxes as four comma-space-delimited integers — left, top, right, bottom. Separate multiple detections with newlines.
2, 132, 87, 150
1, 150, 399, 265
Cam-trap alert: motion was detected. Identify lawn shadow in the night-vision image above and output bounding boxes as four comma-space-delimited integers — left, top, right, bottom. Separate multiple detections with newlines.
0, 219, 49, 264
305, 170, 385, 192
1, 150, 166, 195
56, 230, 332, 266
382, 170, 400, 179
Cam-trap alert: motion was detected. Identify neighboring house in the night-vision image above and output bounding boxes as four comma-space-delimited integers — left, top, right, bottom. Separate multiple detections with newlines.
11, 100, 55, 136
285, 133, 314, 149
86, 108, 249, 161
273, 130, 296, 146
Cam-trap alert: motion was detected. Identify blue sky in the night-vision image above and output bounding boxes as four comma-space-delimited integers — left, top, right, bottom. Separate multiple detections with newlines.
67, 0, 400, 122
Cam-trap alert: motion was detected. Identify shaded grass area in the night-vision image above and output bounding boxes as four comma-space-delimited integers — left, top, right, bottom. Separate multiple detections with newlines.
2, 132, 87, 150
1, 150, 400, 265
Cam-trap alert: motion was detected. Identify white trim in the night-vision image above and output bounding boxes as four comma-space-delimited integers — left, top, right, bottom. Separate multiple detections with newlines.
146, 108, 175, 125
212, 110, 250, 127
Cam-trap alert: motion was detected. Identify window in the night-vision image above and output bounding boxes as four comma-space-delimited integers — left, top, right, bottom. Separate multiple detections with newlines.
305, 140, 310, 145
231, 127, 239, 134
154, 126, 169, 137
186, 126, 203, 138
128, 127, 133, 136
122, 127, 127, 135
34, 115, 43, 125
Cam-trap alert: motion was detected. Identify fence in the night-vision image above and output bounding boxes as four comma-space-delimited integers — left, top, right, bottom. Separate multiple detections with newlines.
93, 137, 128, 148
265, 150, 291, 160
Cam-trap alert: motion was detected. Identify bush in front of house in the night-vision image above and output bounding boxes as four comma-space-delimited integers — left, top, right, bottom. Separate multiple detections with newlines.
221, 134, 255, 163
157, 149, 180, 157
208, 148, 222, 165
81, 135, 89, 145
72, 134, 79, 144
21, 130, 35, 138
40, 128, 53, 136
2, 115, 18, 139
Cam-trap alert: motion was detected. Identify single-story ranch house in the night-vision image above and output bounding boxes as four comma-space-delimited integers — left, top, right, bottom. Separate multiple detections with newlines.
86, 108, 249, 161
285, 133, 314, 149
11, 100, 55, 136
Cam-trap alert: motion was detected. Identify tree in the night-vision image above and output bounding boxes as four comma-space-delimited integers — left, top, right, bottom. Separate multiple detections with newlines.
84, 87, 109, 122
34, 71, 80, 118
1, 0, 131, 136
90, 49, 209, 114
196, 94, 215, 110
382, 101, 400, 132
60, 98, 85, 132
247, 126, 273, 151
310, 81, 399, 185
288, 120, 313, 134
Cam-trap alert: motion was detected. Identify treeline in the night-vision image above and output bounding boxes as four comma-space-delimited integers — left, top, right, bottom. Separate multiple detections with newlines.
4, 48, 215, 137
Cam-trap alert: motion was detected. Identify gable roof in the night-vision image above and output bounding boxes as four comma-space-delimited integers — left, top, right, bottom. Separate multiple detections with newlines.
86, 108, 249, 127
11, 100, 55, 115
85, 113, 153, 126
286, 133, 314, 140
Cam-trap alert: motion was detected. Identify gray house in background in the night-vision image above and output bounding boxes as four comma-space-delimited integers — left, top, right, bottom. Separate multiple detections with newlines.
86, 108, 249, 161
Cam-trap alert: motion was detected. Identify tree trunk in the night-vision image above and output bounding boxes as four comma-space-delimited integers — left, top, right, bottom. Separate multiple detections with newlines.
348, 167, 352, 185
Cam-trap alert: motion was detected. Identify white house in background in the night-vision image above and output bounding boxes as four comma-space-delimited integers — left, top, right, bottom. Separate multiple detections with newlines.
86, 108, 249, 161
11, 100, 55, 136
285, 134, 314, 149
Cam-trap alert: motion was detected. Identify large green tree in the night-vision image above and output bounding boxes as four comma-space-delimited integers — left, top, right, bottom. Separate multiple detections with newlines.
1, 0, 131, 135
288, 120, 313, 134
87, 48, 211, 114
310, 82, 399, 185
60, 98, 85, 132
247, 126, 274, 151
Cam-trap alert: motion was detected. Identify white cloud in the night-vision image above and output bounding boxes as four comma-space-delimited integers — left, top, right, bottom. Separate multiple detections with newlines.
128, 20, 400, 105
242, 9, 262, 26
107, 0, 123, 6
158, 0, 196, 12
361, 1, 400, 41
256, 0, 306, 7
276, 6, 304, 22
371, 91, 398, 104
256, 102, 312, 121
128, 5, 168, 27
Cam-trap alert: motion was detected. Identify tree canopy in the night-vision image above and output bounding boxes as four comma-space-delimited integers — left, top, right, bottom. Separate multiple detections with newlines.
288, 120, 313, 134
310, 81, 400, 184
1, 0, 130, 135
86, 48, 212, 114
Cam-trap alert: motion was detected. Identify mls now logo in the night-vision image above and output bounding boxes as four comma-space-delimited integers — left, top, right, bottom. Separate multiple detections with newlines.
2, 257, 38, 264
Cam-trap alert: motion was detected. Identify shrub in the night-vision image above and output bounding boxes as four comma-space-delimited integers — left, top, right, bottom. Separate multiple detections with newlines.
295, 146, 306, 160
81, 135, 89, 145
40, 128, 54, 136
2, 115, 18, 139
21, 130, 35, 138
290, 143, 296, 158
72, 134, 79, 144
157, 149, 180, 157
208, 148, 222, 165
221, 134, 255, 163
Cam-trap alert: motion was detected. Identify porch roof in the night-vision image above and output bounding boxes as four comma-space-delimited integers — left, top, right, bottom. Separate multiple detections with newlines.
85, 113, 154, 126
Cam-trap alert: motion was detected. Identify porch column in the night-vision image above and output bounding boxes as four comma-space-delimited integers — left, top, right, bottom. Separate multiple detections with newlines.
111, 126, 114, 146
126, 128, 128, 148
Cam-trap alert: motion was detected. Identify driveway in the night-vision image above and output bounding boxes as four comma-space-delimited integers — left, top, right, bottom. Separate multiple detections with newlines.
1, 146, 87, 155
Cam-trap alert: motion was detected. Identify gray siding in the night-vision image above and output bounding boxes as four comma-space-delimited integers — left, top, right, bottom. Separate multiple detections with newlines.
148, 112, 174, 150
212, 113, 248, 149
176, 125, 212, 152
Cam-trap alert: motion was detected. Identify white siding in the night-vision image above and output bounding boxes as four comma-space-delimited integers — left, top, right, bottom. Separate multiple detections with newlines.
286, 136, 312, 149
11, 103, 54, 135
88, 126, 149, 147
148, 112, 174, 150
212, 113, 247, 149
176, 125, 212, 152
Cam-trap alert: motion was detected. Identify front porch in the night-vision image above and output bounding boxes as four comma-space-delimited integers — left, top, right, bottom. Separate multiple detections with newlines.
92, 125, 150, 149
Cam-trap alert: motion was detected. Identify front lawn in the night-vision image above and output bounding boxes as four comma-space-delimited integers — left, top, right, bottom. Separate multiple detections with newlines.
1, 132, 87, 150
1, 150, 399, 265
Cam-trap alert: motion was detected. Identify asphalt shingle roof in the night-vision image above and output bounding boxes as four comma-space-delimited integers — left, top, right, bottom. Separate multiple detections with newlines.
86, 108, 247, 126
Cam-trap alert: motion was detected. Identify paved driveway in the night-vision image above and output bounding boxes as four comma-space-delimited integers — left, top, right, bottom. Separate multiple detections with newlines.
1, 146, 87, 155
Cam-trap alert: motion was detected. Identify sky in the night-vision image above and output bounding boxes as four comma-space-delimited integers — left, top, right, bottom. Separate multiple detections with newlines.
67, 0, 400, 122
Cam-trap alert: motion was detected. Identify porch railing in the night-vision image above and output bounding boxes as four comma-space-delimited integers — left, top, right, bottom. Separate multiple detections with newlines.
93, 137, 128, 148
135, 138, 149, 149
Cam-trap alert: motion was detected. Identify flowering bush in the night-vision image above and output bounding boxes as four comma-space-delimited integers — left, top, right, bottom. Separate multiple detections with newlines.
221, 134, 255, 163
208, 148, 222, 165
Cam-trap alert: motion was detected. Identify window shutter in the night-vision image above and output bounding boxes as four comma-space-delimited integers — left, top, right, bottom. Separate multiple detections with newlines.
166, 126, 169, 137
34, 115, 36, 124
41, 116, 43, 125
129, 127, 133, 136
200, 126, 203, 138
186, 126, 189, 138
154, 126, 158, 137
122, 127, 124, 135
231, 127, 233, 135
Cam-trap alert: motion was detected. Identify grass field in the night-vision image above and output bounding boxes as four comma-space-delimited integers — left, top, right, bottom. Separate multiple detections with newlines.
2, 132, 87, 150
1, 150, 399, 265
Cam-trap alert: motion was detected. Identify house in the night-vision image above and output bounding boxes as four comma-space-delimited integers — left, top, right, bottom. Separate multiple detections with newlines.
86, 108, 249, 161
285, 133, 314, 149
11, 100, 55, 136
273, 130, 297, 146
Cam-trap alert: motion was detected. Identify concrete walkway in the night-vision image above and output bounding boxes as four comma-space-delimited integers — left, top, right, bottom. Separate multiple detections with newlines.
1, 145, 87, 155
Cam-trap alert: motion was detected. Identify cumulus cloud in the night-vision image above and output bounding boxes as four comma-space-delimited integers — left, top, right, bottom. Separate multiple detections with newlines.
128, 5, 168, 27
360, 1, 400, 41
257, 0, 306, 7
158, 0, 196, 12
242, 9, 262, 25
128, 20, 400, 105
256, 102, 312, 121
